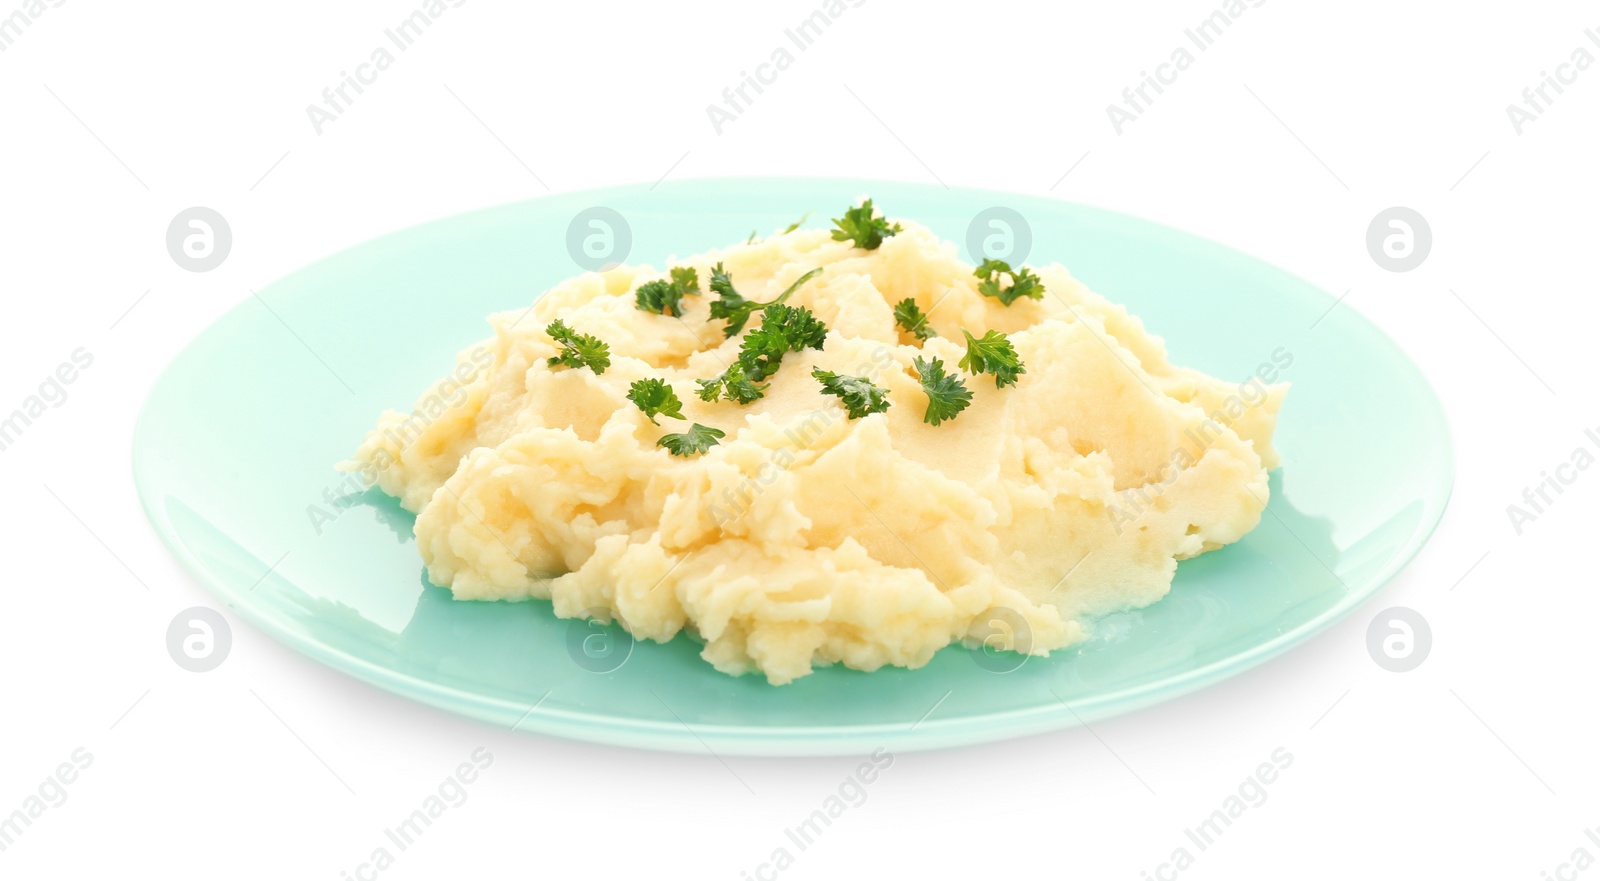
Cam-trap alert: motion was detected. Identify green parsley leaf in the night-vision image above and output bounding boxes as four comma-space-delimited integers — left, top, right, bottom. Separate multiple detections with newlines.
912, 356, 973, 426
892, 297, 937, 341
694, 375, 723, 403
634, 280, 682, 317
811, 367, 891, 419
958, 328, 1025, 388
740, 303, 829, 380
670, 266, 700, 295
697, 303, 831, 404
707, 263, 759, 337
974, 259, 1044, 306
707, 264, 822, 338
626, 378, 685, 425
749, 213, 813, 245
696, 372, 768, 405
545, 319, 611, 374
658, 423, 725, 457
830, 199, 902, 250
634, 266, 702, 317
773, 266, 823, 301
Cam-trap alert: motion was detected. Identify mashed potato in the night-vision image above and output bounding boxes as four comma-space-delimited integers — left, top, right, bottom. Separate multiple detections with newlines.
349, 212, 1287, 684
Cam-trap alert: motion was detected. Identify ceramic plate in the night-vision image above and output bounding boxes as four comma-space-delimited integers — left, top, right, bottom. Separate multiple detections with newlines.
133, 178, 1452, 755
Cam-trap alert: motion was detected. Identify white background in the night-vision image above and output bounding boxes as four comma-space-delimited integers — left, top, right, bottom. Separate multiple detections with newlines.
2, 0, 1596, 878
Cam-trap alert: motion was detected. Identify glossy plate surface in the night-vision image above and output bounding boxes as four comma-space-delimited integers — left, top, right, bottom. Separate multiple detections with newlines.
133, 178, 1452, 755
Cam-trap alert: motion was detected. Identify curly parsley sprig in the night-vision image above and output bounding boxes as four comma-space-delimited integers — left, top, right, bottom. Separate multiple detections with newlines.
658, 423, 725, 457
831, 199, 902, 250
708, 264, 822, 338
624, 377, 725, 456
974, 259, 1044, 306
544, 319, 611, 374
959, 328, 1025, 388
912, 356, 973, 425
698, 303, 830, 405
893, 298, 937, 342
812, 368, 891, 419
626, 378, 684, 425
634, 266, 701, 317
695, 370, 768, 406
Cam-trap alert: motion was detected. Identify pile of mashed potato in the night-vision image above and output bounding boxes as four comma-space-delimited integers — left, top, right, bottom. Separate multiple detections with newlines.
349, 212, 1287, 684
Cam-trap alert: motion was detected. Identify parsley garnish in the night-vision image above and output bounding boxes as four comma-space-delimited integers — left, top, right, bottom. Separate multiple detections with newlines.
545, 319, 611, 374
782, 211, 811, 234
623, 375, 727, 455
739, 303, 829, 380
707, 264, 822, 338
830, 199, 902, 250
658, 423, 725, 457
698, 303, 831, 404
811, 368, 891, 419
626, 378, 685, 425
959, 328, 1025, 388
892, 298, 937, 341
974, 259, 1044, 306
912, 356, 973, 426
696, 372, 768, 405
671, 267, 700, 295
706, 263, 758, 336
748, 213, 812, 245
634, 266, 701, 317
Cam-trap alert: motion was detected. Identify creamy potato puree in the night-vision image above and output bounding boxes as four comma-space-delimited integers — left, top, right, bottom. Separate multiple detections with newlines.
350, 219, 1287, 684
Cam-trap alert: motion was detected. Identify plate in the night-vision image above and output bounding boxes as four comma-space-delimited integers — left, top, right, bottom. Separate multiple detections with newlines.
132, 178, 1453, 755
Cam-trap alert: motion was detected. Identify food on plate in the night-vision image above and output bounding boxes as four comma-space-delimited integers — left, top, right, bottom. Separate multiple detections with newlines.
348, 200, 1288, 684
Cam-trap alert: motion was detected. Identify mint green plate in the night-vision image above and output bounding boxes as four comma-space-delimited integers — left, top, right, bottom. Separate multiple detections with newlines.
133, 178, 1452, 755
